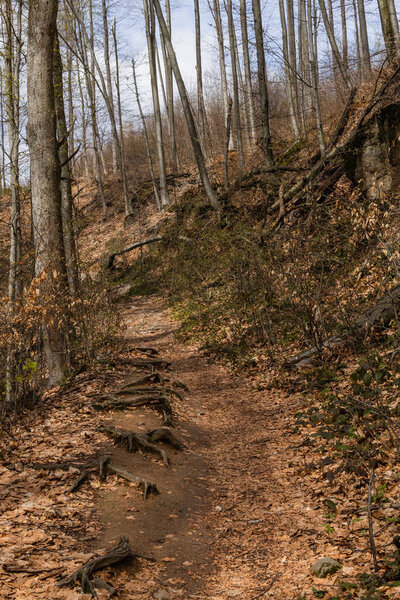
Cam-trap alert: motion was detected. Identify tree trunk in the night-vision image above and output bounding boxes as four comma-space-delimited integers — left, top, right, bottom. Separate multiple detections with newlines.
252, 0, 273, 166
152, 0, 220, 211
144, 0, 169, 208
378, 0, 397, 62
27, 0, 67, 387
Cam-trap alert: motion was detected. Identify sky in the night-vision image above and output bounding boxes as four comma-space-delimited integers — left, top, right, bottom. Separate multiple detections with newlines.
104, 0, 393, 126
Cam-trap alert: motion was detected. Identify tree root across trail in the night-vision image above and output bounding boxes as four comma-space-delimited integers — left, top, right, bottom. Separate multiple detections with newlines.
97, 425, 182, 466
31, 457, 159, 498
59, 535, 132, 597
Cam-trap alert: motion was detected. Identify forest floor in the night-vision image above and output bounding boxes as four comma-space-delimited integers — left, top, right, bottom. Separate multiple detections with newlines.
0, 289, 372, 600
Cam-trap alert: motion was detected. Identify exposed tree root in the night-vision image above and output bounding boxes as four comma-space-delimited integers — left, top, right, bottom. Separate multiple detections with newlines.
31, 457, 159, 498
128, 346, 159, 356
98, 425, 175, 467
93, 393, 172, 423
59, 535, 132, 597
106, 462, 159, 498
116, 386, 184, 401
67, 469, 89, 494
120, 372, 189, 392
148, 427, 182, 449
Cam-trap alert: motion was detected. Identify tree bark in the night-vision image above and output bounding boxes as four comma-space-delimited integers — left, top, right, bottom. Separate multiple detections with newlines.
27, 0, 67, 387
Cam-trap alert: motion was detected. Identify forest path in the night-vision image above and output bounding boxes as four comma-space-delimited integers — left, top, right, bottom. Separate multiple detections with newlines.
94, 295, 319, 599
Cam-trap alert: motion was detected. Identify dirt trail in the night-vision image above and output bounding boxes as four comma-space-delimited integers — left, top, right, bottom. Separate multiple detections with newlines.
95, 296, 321, 600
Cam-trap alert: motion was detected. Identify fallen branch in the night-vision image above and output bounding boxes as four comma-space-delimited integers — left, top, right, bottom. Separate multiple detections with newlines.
287, 284, 400, 367
106, 236, 163, 269
368, 470, 379, 572
59, 536, 132, 597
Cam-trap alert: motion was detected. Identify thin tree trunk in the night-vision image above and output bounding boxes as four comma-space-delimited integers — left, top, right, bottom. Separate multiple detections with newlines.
54, 36, 79, 296
194, 0, 208, 156
77, 61, 89, 177
160, 0, 177, 173
66, 46, 75, 177
152, 0, 220, 211
353, 0, 362, 81
224, 96, 233, 190
307, 0, 325, 154
86, 0, 106, 210
340, 0, 348, 69
318, 0, 353, 89
240, 0, 256, 145
210, 0, 232, 149
286, 0, 300, 124
102, 0, 117, 172
279, 0, 301, 138
132, 58, 161, 211
27, 0, 67, 387
144, 0, 169, 208
112, 19, 130, 215
226, 0, 244, 168
252, 0, 273, 166
4, 0, 22, 405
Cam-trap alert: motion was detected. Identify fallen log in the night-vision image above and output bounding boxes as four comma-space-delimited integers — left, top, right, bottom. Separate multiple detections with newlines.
59, 536, 132, 596
286, 284, 400, 367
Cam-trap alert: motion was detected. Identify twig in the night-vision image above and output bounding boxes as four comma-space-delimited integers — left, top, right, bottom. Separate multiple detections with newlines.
250, 572, 281, 600
368, 469, 379, 572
